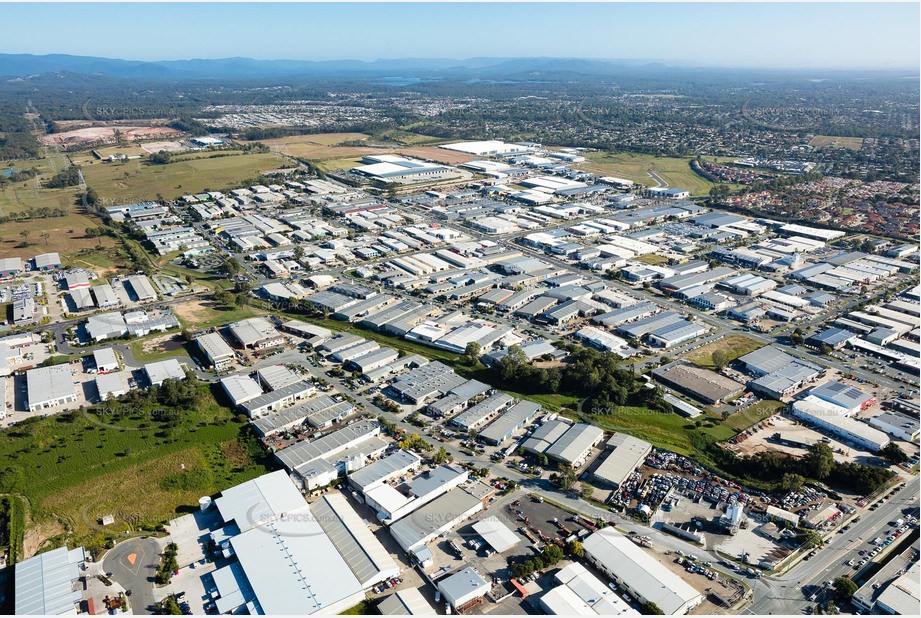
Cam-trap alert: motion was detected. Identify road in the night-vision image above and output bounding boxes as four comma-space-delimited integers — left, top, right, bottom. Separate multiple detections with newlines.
102, 536, 163, 615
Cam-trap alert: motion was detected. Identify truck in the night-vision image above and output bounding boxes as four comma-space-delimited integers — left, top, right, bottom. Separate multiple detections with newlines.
894, 518, 904, 527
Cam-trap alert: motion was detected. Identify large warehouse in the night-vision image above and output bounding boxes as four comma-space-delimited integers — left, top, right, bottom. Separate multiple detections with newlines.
14, 546, 87, 614
791, 398, 890, 451
652, 361, 746, 405
593, 433, 652, 488
351, 155, 458, 183
26, 364, 77, 412
209, 471, 399, 615
583, 528, 703, 615
388, 487, 483, 552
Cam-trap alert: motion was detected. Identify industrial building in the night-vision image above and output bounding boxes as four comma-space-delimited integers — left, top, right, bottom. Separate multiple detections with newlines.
791, 398, 890, 451
738, 346, 824, 399
228, 317, 285, 350
471, 517, 521, 553
240, 381, 316, 418
197, 332, 236, 369
378, 588, 436, 615
366, 464, 469, 523
545, 423, 606, 468
96, 372, 128, 400
220, 374, 264, 407
437, 567, 491, 611
14, 545, 87, 614
32, 252, 62, 271
92, 347, 119, 373
593, 433, 652, 488
144, 359, 186, 387
451, 392, 514, 431
348, 449, 421, 494
26, 364, 77, 412
807, 380, 874, 416
274, 419, 384, 490
868, 411, 920, 442
652, 361, 746, 405
540, 561, 639, 616
478, 400, 541, 445
583, 528, 703, 615
388, 485, 483, 551
351, 154, 457, 183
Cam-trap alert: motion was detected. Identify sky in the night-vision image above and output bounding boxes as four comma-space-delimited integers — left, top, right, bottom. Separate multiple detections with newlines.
1, 2, 919, 70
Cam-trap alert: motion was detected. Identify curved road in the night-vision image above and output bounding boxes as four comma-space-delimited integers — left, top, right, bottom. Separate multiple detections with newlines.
102, 536, 163, 615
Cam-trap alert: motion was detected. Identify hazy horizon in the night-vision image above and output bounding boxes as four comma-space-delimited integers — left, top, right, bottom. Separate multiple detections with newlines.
1, 2, 918, 72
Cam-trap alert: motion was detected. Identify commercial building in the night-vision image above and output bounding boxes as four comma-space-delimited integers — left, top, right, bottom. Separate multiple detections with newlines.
388, 486, 483, 552
545, 423, 605, 468
868, 412, 920, 442
96, 371, 128, 400
26, 364, 77, 412
471, 517, 520, 553
583, 528, 703, 615
93, 347, 119, 373
791, 397, 889, 451
807, 381, 874, 416
228, 317, 285, 350
274, 419, 383, 490
478, 400, 541, 445
593, 433, 652, 488
14, 545, 86, 614
438, 566, 490, 611
652, 361, 746, 405
220, 374, 264, 407
541, 561, 639, 616
378, 588, 436, 615
348, 450, 421, 494
211, 471, 367, 614
197, 332, 236, 369
143, 359, 186, 387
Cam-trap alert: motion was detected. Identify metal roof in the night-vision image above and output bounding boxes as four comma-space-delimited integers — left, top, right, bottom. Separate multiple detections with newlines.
472, 517, 520, 553
584, 528, 702, 615
275, 420, 380, 473
197, 332, 235, 361
522, 419, 571, 454
546, 423, 604, 465
378, 588, 436, 615
26, 364, 75, 407
221, 375, 264, 406
144, 359, 186, 386
216, 470, 309, 533
479, 400, 541, 444
389, 488, 482, 551
438, 566, 490, 607
93, 347, 119, 369
311, 493, 399, 586
229, 518, 364, 615
14, 546, 85, 615
594, 433, 652, 487
348, 450, 421, 492
228, 317, 282, 347
809, 380, 873, 411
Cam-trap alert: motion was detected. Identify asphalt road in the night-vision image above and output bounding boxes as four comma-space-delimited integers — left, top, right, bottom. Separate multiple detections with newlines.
102, 537, 163, 615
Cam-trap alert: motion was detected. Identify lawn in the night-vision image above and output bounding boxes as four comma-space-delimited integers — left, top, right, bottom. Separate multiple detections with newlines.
808, 135, 864, 151
576, 151, 722, 196
723, 400, 784, 432
80, 152, 287, 202
683, 335, 764, 369
0, 381, 271, 555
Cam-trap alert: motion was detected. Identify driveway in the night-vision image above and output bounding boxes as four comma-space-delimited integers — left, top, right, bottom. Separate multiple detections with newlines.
102, 537, 163, 615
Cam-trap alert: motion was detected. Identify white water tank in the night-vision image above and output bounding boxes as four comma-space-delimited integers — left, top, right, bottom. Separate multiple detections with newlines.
199, 496, 213, 511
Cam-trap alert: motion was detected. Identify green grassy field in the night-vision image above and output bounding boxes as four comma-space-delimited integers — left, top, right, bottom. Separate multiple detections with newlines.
172, 298, 264, 330
574, 406, 697, 455
80, 152, 287, 202
1, 381, 271, 555
683, 335, 764, 369
808, 135, 864, 150
634, 254, 671, 265
577, 152, 740, 196
723, 400, 784, 431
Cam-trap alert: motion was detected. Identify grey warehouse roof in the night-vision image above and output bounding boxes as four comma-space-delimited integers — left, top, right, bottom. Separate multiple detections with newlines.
14, 546, 86, 615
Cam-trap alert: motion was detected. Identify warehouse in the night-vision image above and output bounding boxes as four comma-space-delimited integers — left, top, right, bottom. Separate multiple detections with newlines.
791, 398, 889, 451
719, 273, 777, 296
438, 567, 490, 611
318, 332, 366, 356
427, 379, 491, 417
213, 472, 366, 615
806, 327, 856, 351
471, 517, 520, 553
32, 252, 62, 271
365, 465, 469, 523
240, 381, 315, 418
452, 392, 514, 431
69, 287, 95, 311
92, 283, 120, 309
575, 326, 633, 355
309, 493, 402, 588
378, 588, 436, 615
144, 359, 186, 387
251, 404, 312, 438
26, 364, 77, 412
348, 347, 399, 373
220, 374, 264, 407
583, 528, 703, 615
196, 332, 236, 369
868, 412, 920, 442
93, 347, 119, 373
390, 361, 467, 404
807, 381, 874, 416
279, 319, 332, 343
228, 317, 285, 350
351, 154, 456, 183
331, 340, 380, 363
522, 419, 573, 455
124, 274, 158, 301
593, 433, 652, 488
647, 320, 708, 348
275, 419, 382, 478
389, 487, 483, 552
658, 266, 737, 295
479, 400, 541, 445
617, 311, 684, 340
652, 361, 746, 405
541, 562, 639, 616
296, 394, 356, 428
14, 545, 86, 615
545, 423, 605, 468
96, 371, 128, 400
348, 450, 421, 494
0, 257, 21, 278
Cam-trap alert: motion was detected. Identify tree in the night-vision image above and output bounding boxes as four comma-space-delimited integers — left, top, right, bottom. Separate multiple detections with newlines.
802, 530, 824, 550
464, 341, 482, 365
221, 257, 242, 276
293, 245, 306, 262
40, 231, 51, 245
790, 328, 805, 346
832, 577, 858, 600
782, 473, 805, 492
806, 443, 835, 480
711, 350, 730, 370
214, 290, 234, 307
551, 467, 577, 491
536, 454, 549, 467
432, 447, 450, 465
540, 544, 564, 567
565, 539, 584, 558
880, 442, 908, 464
149, 150, 172, 165
19, 229, 30, 246
233, 292, 248, 307
579, 482, 595, 500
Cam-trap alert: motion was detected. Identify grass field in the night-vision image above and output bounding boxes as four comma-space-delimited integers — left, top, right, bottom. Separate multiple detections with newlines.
317, 156, 366, 172
247, 133, 472, 167
683, 335, 764, 369
172, 298, 264, 330
80, 152, 287, 202
574, 406, 697, 455
808, 135, 864, 150
634, 254, 671, 265
577, 152, 722, 196
1, 382, 271, 554
723, 400, 784, 431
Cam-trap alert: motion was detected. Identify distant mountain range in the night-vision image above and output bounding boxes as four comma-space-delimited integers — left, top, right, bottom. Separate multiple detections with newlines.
0, 53, 734, 81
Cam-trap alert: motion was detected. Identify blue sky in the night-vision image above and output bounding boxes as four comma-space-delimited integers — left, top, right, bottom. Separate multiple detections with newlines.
2, 2, 918, 70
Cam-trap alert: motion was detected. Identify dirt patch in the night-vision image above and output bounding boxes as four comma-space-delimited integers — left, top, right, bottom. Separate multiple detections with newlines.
41, 126, 182, 150
394, 146, 476, 165
141, 333, 181, 355
23, 520, 67, 559
172, 299, 212, 324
